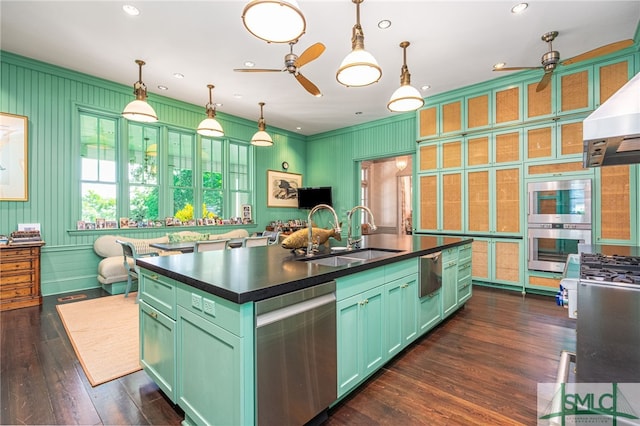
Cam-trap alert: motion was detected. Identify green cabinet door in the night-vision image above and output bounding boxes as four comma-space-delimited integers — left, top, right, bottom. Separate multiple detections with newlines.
441, 248, 459, 318
140, 300, 176, 402
385, 273, 419, 358
336, 285, 386, 398
418, 289, 442, 334
177, 306, 247, 426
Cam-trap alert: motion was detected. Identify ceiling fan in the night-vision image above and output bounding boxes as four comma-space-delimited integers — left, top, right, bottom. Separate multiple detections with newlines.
234, 42, 325, 97
493, 31, 634, 92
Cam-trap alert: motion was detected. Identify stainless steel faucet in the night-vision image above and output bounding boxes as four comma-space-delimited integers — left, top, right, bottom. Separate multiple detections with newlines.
347, 205, 377, 250
306, 204, 341, 257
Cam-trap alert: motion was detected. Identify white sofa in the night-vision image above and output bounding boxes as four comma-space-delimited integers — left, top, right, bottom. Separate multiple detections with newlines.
93, 229, 249, 293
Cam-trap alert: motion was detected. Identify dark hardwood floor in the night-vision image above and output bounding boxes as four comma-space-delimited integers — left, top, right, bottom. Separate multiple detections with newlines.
1, 285, 575, 425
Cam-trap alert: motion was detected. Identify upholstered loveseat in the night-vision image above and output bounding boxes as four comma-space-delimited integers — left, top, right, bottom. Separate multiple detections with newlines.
93, 229, 249, 293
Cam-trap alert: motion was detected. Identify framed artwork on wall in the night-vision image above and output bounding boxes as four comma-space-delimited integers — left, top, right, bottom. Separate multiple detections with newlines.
0, 113, 28, 201
267, 170, 302, 208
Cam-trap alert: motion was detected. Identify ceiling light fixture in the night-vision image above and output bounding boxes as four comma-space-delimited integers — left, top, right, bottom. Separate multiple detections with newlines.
122, 59, 158, 123
421, 85, 431, 91
396, 156, 408, 171
336, 0, 381, 87
250, 102, 273, 147
377, 19, 391, 29
122, 5, 139, 16
173, 73, 184, 79
511, 3, 528, 14
242, 0, 306, 44
387, 41, 424, 112
157, 85, 168, 91
493, 62, 507, 69
197, 84, 224, 137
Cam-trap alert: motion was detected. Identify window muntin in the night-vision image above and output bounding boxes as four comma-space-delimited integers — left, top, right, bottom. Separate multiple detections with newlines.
128, 124, 160, 221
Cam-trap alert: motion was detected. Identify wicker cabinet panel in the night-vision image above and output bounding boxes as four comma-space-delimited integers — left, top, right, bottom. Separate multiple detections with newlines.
442, 172, 462, 232
495, 131, 520, 164
466, 170, 489, 232
527, 161, 587, 176
598, 60, 629, 103
495, 168, 520, 233
598, 165, 631, 241
467, 94, 489, 129
495, 86, 520, 123
526, 80, 552, 118
419, 106, 438, 138
560, 70, 590, 112
0, 244, 43, 311
526, 126, 553, 159
471, 240, 489, 280
467, 135, 490, 167
559, 121, 583, 156
442, 140, 462, 169
494, 241, 521, 283
442, 101, 462, 134
419, 175, 438, 230
419, 144, 437, 171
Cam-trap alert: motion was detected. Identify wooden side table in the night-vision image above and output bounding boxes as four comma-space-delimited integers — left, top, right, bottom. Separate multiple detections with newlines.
0, 242, 45, 311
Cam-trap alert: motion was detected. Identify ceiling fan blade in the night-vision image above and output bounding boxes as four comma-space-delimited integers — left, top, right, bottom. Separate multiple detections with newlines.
294, 42, 326, 68
295, 73, 322, 97
536, 71, 553, 92
493, 66, 542, 72
562, 39, 634, 66
234, 68, 283, 72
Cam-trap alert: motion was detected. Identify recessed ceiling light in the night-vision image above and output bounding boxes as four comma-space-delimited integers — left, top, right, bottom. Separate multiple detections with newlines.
511, 3, 528, 14
173, 73, 184, 79
493, 62, 507, 69
215, 103, 223, 107
378, 20, 391, 29
355, 111, 363, 115
157, 85, 168, 91
233, 94, 243, 99
296, 126, 302, 130
244, 61, 255, 68
122, 5, 140, 16
421, 85, 431, 91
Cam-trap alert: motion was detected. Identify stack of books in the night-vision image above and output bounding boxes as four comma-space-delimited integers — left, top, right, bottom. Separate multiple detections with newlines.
10, 230, 42, 244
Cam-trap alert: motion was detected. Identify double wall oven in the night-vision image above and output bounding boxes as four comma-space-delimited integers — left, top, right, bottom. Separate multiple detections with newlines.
527, 179, 592, 273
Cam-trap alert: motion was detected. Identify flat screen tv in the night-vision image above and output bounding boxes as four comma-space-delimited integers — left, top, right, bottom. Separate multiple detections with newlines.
297, 187, 333, 209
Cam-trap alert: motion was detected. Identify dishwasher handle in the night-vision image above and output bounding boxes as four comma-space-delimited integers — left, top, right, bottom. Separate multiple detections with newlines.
256, 293, 336, 328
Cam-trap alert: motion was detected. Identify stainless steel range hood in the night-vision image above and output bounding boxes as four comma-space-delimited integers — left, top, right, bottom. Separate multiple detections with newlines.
583, 71, 640, 167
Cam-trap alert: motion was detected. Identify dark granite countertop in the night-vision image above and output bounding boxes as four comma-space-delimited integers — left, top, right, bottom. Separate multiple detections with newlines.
137, 233, 473, 304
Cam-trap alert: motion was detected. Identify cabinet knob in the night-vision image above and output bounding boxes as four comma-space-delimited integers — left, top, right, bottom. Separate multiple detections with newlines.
150, 274, 158, 279
401, 284, 409, 289
149, 311, 158, 319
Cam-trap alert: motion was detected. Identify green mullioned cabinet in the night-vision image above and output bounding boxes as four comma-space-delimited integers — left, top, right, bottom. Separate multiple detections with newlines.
457, 244, 473, 305
176, 286, 255, 426
441, 247, 459, 318
385, 259, 420, 358
139, 271, 178, 403
472, 237, 525, 292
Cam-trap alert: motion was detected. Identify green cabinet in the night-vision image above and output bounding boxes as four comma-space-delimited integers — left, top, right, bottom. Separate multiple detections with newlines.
441, 248, 459, 318
336, 284, 386, 398
457, 244, 473, 305
385, 273, 419, 358
418, 289, 441, 334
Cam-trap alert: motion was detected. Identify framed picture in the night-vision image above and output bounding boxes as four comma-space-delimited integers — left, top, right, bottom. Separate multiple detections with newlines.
267, 170, 302, 208
0, 113, 28, 201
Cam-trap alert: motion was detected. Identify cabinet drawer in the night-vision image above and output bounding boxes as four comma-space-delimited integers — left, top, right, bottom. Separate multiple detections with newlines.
140, 271, 177, 320
385, 258, 418, 282
0, 273, 34, 286
177, 287, 243, 337
0, 247, 38, 260
1, 284, 35, 300
458, 244, 472, 263
0, 260, 35, 273
336, 267, 385, 301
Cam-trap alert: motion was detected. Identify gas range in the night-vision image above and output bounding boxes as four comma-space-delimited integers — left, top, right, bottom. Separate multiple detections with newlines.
580, 253, 640, 284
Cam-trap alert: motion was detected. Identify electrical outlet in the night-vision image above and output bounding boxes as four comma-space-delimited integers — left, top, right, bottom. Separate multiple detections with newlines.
191, 293, 202, 310
203, 298, 216, 316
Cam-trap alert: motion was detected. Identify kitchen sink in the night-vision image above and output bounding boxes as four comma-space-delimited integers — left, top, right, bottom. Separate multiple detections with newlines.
302, 248, 404, 267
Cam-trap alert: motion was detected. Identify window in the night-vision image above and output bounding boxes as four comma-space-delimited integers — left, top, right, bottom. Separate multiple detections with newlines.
80, 113, 117, 221
78, 111, 253, 225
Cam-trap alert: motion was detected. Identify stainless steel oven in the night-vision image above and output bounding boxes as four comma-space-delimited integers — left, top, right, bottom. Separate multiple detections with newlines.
528, 179, 591, 224
528, 224, 591, 272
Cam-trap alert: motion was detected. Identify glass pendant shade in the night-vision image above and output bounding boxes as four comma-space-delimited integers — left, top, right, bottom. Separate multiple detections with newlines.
242, 0, 306, 43
251, 102, 273, 147
336, 48, 382, 87
197, 84, 224, 137
122, 60, 158, 123
388, 84, 424, 112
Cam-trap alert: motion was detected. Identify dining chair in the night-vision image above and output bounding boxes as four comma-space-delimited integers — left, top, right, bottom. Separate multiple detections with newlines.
261, 231, 281, 245
194, 239, 230, 252
242, 236, 269, 247
116, 239, 159, 302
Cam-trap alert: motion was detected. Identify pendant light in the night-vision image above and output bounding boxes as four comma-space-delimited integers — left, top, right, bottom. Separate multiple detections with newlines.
388, 41, 424, 112
122, 59, 158, 123
197, 84, 224, 137
336, 0, 381, 87
242, 0, 306, 44
250, 102, 273, 147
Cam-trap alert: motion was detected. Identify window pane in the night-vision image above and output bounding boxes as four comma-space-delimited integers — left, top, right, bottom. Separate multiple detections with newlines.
169, 130, 194, 216
203, 189, 223, 217
229, 142, 248, 191
129, 185, 159, 221
82, 183, 116, 221
229, 191, 250, 218
128, 124, 158, 185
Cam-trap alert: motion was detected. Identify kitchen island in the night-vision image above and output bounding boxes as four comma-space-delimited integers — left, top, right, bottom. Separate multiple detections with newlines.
137, 233, 473, 426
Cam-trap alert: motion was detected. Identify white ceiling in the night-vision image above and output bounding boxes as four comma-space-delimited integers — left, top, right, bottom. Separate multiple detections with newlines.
1, 1, 639, 135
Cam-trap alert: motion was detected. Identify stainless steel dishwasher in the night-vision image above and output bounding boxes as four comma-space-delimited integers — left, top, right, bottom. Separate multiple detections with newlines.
256, 281, 337, 426
420, 251, 442, 297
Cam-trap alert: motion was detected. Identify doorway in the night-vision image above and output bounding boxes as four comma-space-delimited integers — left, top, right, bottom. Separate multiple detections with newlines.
360, 155, 413, 235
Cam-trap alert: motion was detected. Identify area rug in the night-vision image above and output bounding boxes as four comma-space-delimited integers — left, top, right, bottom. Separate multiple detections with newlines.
56, 293, 140, 386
